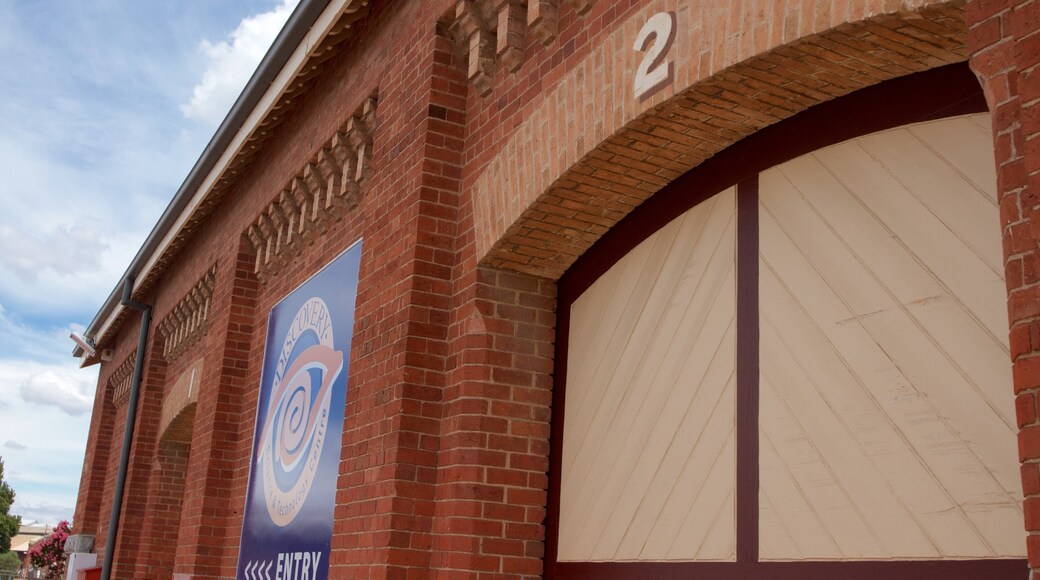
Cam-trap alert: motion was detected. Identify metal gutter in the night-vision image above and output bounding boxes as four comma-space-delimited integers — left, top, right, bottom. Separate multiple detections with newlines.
73, 0, 333, 357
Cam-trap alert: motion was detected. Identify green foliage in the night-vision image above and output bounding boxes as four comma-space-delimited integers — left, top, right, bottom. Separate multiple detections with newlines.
0, 550, 20, 572
0, 458, 19, 554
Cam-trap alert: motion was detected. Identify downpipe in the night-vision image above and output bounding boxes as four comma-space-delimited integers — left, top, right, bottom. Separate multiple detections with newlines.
101, 277, 151, 580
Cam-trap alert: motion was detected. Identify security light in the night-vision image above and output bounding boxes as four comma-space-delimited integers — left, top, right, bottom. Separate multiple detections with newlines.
70, 332, 97, 358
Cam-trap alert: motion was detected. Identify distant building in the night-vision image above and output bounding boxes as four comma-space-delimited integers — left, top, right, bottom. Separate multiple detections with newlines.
8, 522, 48, 562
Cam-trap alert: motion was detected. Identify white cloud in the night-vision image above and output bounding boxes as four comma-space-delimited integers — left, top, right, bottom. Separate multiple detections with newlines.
0, 360, 96, 430
19, 370, 95, 416
0, 305, 67, 363
11, 499, 72, 528
0, 359, 94, 525
4, 441, 26, 451
181, 0, 299, 126
0, 223, 108, 283
0, 87, 184, 319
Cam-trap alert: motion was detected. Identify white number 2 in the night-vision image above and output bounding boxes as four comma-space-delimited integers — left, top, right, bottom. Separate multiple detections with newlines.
633, 11, 676, 101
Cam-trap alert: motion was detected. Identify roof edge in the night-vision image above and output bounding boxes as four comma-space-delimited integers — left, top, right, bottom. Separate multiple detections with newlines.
74, 0, 336, 359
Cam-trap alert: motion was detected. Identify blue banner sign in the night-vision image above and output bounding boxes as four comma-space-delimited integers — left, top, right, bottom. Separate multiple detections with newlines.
236, 241, 362, 580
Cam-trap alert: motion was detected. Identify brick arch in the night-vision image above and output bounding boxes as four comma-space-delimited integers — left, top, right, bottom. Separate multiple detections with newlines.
160, 402, 197, 445
138, 361, 200, 578
158, 359, 202, 444
473, 0, 969, 280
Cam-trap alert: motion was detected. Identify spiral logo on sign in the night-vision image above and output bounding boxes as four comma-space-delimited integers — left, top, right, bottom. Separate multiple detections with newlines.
257, 297, 344, 527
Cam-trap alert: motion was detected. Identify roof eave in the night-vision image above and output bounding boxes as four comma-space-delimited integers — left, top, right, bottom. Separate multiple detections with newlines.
74, 0, 364, 361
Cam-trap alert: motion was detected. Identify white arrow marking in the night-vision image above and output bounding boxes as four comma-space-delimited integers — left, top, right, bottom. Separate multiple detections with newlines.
264, 560, 272, 580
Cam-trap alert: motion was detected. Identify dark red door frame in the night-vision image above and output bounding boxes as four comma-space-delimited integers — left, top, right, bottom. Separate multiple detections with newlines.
547, 63, 1026, 580
735, 177, 759, 564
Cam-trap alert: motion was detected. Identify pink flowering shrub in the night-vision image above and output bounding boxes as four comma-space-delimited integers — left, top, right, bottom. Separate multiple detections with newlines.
27, 520, 70, 579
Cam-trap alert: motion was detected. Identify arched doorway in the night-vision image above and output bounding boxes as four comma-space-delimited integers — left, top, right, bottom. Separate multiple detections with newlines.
546, 63, 1027, 579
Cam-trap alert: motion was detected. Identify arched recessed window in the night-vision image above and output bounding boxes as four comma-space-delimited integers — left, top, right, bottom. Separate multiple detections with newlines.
547, 63, 1027, 580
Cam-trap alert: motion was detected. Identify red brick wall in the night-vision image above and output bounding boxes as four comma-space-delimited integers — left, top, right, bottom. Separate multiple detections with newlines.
136, 440, 191, 576
171, 241, 260, 578
73, 0, 1040, 578
968, 0, 1040, 572
428, 267, 555, 580
328, 19, 464, 579
73, 367, 115, 536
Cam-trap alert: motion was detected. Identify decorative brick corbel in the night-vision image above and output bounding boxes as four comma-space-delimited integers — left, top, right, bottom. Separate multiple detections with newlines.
170, 307, 188, 352
257, 212, 280, 272
455, 0, 497, 96
309, 151, 336, 216
452, 0, 594, 92
495, 0, 527, 72
527, 0, 557, 45
528, 0, 592, 45
183, 298, 199, 342
331, 132, 361, 208
290, 173, 317, 243
311, 149, 338, 205
345, 97, 377, 187
242, 95, 377, 283
267, 203, 291, 262
245, 226, 266, 282
277, 188, 303, 255
110, 353, 137, 408
157, 268, 215, 362
567, 0, 592, 15
245, 224, 268, 282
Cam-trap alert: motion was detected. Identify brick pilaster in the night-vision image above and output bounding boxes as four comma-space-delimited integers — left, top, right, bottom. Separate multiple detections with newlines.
329, 13, 469, 579
73, 368, 116, 538
432, 268, 556, 580
135, 440, 191, 576
109, 316, 167, 579
968, 0, 1040, 572
172, 242, 258, 579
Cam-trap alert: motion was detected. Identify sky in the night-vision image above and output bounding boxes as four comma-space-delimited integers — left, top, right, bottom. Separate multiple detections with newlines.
0, 0, 299, 527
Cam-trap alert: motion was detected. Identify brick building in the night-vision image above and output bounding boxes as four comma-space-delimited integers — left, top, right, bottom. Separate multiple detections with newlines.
70, 0, 1040, 578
